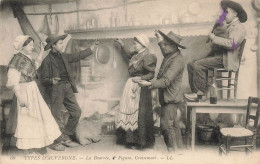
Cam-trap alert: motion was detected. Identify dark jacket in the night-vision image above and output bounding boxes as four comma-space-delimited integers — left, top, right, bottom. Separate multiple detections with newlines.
151, 47, 184, 104
39, 48, 93, 93
211, 19, 246, 71
122, 47, 157, 80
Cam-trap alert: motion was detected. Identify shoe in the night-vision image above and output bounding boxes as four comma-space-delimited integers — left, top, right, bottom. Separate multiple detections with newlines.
48, 143, 65, 151
23, 149, 33, 156
61, 140, 81, 147
167, 148, 184, 155
61, 134, 71, 141
35, 148, 47, 155
126, 145, 138, 150
126, 144, 138, 150
184, 93, 197, 101
201, 95, 207, 102
68, 135, 77, 142
167, 147, 175, 152
62, 134, 78, 142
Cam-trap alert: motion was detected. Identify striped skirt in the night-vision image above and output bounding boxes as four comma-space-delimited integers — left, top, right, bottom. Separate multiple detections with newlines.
115, 78, 141, 131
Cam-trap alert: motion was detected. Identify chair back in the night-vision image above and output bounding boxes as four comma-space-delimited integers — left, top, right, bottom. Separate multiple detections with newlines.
237, 39, 246, 66
245, 97, 260, 130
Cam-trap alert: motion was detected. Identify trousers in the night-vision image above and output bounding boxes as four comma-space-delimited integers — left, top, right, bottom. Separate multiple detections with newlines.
45, 82, 81, 137
160, 103, 183, 150
187, 55, 224, 93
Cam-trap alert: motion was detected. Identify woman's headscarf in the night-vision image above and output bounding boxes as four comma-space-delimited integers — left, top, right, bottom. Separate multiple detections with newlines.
134, 34, 150, 48
13, 35, 30, 51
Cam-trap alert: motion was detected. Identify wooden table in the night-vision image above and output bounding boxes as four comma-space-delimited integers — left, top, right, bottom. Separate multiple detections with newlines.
186, 99, 249, 151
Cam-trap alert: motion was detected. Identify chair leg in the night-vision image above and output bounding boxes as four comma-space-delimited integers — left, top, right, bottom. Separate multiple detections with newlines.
185, 106, 191, 150
253, 134, 256, 151
227, 71, 232, 100
219, 133, 223, 156
234, 83, 237, 101
234, 72, 238, 101
245, 137, 249, 155
206, 69, 213, 99
226, 135, 231, 155
213, 68, 218, 96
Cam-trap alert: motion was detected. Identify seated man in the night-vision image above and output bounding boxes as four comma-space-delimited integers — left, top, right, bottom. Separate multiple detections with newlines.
185, 0, 247, 101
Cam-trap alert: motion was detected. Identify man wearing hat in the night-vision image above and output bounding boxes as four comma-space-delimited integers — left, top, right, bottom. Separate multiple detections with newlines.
138, 30, 186, 152
40, 34, 98, 150
185, 0, 247, 101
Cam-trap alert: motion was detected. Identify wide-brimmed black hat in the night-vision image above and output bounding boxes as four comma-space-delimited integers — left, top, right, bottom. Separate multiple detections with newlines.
158, 30, 186, 49
44, 34, 68, 51
221, 0, 247, 23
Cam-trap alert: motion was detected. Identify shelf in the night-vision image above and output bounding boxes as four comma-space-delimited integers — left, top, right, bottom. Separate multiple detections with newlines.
64, 22, 214, 40
8, 0, 78, 6
65, 22, 213, 33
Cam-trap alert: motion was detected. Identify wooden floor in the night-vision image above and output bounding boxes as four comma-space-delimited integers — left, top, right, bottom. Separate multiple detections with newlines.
1, 135, 260, 164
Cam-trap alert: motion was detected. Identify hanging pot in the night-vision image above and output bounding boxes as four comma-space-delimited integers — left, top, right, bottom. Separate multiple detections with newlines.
95, 45, 110, 64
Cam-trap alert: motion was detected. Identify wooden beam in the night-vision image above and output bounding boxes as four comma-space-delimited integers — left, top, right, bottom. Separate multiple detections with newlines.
2, 0, 78, 6
64, 22, 214, 40
23, 0, 157, 15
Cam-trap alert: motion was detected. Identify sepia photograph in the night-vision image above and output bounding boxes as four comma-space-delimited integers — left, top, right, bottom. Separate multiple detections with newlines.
0, 0, 260, 163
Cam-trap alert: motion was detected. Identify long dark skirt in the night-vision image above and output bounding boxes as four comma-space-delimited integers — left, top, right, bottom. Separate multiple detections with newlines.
116, 86, 155, 148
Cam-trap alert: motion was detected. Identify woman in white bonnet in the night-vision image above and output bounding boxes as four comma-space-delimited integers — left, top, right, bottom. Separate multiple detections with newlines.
6, 35, 61, 155
114, 34, 157, 149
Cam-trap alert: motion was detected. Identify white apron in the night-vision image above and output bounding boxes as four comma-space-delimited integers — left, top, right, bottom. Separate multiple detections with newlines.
15, 81, 61, 149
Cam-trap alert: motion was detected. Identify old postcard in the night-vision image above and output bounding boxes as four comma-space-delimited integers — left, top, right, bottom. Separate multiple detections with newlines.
0, 0, 260, 164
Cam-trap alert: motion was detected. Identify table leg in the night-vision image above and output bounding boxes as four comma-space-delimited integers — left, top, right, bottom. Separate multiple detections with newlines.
186, 106, 192, 149
191, 107, 196, 151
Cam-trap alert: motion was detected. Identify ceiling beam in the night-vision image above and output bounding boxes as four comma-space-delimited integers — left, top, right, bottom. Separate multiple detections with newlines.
2, 0, 79, 6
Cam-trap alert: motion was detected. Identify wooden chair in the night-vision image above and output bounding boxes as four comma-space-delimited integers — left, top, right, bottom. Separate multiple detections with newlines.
218, 97, 260, 155
207, 39, 246, 100
0, 65, 14, 155
1, 99, 13, 138
1, 99, 13, 155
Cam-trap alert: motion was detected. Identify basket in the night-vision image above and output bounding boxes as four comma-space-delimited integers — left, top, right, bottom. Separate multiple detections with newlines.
197, 124, 215, 143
